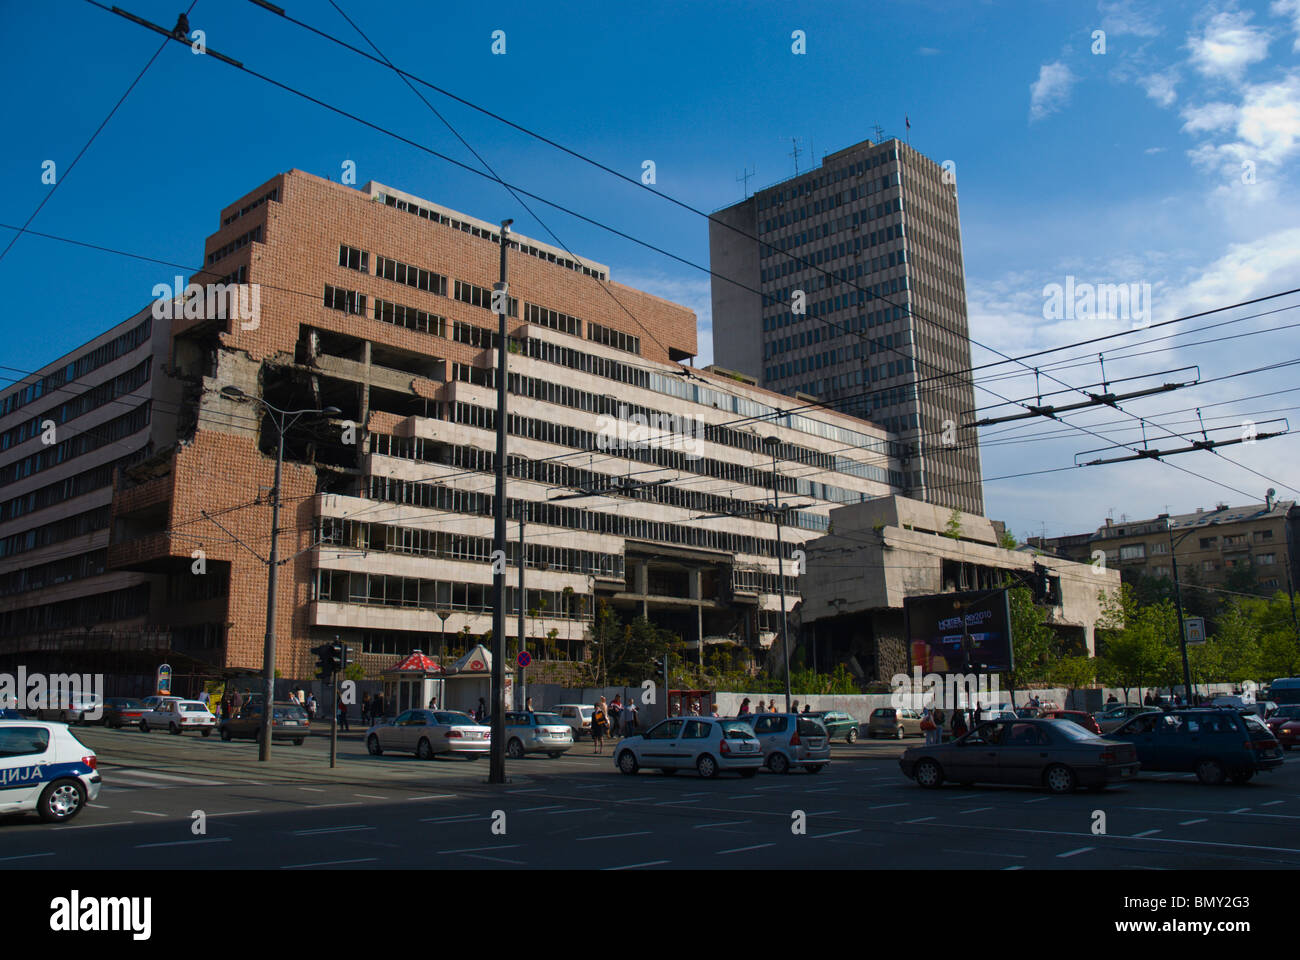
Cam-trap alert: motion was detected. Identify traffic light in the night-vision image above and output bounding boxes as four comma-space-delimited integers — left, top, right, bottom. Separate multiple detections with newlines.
338, 642, 349, 673
312, 643, 341, 680
1031, 563, 1057, 604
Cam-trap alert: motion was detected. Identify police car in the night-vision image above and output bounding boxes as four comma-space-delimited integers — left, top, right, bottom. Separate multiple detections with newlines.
0, 720, 101, 822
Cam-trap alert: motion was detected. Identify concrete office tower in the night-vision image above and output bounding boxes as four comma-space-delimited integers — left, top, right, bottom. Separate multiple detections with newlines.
710, 137, 984, 515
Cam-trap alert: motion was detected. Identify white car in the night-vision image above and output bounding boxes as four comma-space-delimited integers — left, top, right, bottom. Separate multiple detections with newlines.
365, 710, 491, 759
614, 716, 764, 779
498, 711, 574, 758
553, 703, 594, 739
0, 720, 101, 822
139, 699, 217, 736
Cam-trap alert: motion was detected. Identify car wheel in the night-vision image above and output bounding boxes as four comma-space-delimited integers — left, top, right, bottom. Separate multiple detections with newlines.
846, 728, 858, 743
769, 752, 791, 775
1044, 764, 1077, 794
169, 723, 181, 735
367, 734, 383, 756
507, 739, 525, 760
739, 767, 759, 778
547, 751, 562, 759
293, 739, 304, 746
417, 738, 435, 761
140, 720, 150, 733
37, 779, 86, 823
1229, 769, 1254, 785
696, 754, 719, 779
914, 759, 944, 788
895, 725, 905, 740
1195, 758, 1226, 785
220, 726, 232, 742
617, 750, 639, 775
807, 764, 826, 774
201, 729, 212, 738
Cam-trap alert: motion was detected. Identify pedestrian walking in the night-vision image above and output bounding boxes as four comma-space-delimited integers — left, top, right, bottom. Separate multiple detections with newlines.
738, 697, 751, 716
609, 696, 622, 738
373, 692, 384, 722
921, 708, 939, 745
801, 704, 811, 714
623, 701, 638, 736
428, 694, 438, 710
950, 707, 967, 740
337, 695, 349, 732
475, 697, 486, 722
306, 693, 316, 720
591, 699, 609, 754
767, 698, 777, 713
525, 697, 534, 712
791, 699, 800, 714
361, 692, 372, 726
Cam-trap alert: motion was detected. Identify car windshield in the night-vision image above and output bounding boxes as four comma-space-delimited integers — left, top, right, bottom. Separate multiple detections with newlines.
719, 720, 756, 739
797, 719, 827, 736
533, 713, 564, 725
1274, 705, 1300, 719
1049, 720, 1105, 742
435, 712, 476, 725
182, 704, 208, 712
273, 706, 307, 720
1242, 715, 1269, 735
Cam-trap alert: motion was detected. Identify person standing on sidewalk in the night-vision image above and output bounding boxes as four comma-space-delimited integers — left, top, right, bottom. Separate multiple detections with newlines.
337, 694, 350, 732
361, 693, 372, 727
609, 696, 622, 738
591, 700, 609, 754
623, 700, 637, 737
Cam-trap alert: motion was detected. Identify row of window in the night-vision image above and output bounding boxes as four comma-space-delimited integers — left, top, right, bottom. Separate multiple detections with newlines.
586, 320, 641, 356
453, 279, 518, 317
366, 474, 799, 562
374, 297, 446, 337
376, 254, 447, 295
757, 147, 898, 211
314, 569, 581, 618
221, 187, 279, 227
0, 505, 110, 560
767, 273, 908, 314
523, 303, 581, 337
206, 225, 262, 266
1, 318, 151, 419
0, 359, 151, 453
318, 515, 624, 578
0, 583, 149, 638
0, 548, 106, 598
761, 201, 904, 261
761, 173, 896, 232
0, 402, 151, 489
0, 447, 148, 525
375, 192, 607, 281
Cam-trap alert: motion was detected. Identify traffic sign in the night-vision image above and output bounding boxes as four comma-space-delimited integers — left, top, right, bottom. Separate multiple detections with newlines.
1184, 617, 1206, 645
517, 650, 532, 668
157, 663, 172, 695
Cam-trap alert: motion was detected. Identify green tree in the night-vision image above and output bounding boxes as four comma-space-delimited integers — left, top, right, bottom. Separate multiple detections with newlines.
1004, 586, 1054, 701
942, 509, 963, 540
998, 528, 1018, 550
1051, 655, 1097, 706
343, 662, 365, 683
1095, 585, 1179, 701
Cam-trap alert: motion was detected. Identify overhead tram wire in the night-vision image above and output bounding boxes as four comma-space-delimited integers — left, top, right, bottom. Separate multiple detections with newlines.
0, 0, 201, 266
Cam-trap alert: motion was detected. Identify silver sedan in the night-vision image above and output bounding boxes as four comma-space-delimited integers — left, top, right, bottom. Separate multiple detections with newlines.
365, 709, 490, 760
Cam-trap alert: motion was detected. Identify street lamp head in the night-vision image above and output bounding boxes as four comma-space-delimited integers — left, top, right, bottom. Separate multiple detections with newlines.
220, 385, 247, 400
762, 435, 779, 448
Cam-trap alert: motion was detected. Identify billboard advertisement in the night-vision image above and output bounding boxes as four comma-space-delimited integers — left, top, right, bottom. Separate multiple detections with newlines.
904, 589, 1014, 674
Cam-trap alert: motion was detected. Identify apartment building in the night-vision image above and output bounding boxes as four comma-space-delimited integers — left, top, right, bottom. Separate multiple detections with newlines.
57, 168, 910, 684
1030, 497, 1299, 596
709, 136, 984, 515
0, 307, 182, 685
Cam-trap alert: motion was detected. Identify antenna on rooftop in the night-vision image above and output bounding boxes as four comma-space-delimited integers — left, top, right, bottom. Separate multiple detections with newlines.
787, 137, 802, 175
737, 164, 755, 199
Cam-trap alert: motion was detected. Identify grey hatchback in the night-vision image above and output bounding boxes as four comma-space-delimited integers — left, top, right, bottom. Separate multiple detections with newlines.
748, 713, 831, 774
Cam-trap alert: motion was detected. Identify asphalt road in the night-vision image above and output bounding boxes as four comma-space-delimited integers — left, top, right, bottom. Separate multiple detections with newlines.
6, 725, 1300, 869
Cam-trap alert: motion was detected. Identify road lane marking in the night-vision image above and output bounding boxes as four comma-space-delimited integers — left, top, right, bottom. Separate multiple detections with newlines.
506, 788, 545, 793
1057, 847, 1093, 858
409, 794, 456, 801
814, 829, 862, 839
807, 810, 840, 815
136, 837, 232, 848
1136, 806, 1300, 820
717, 842, 775, 855
0, 852, 54, 862
437, 845, 522, 854
88, 803, 109, 809
1132, 829, 1162, 838
942, 849, 1026, 859
298, 787, 326, 793
307, 802, 363, 809
462, 853, 526, 864
950, 794, 982, 800
961, 807, 994, 814
576, 831, 653, 841
58, 820, 133, 830
1003, 865, 1024, 871
1024, 797, 1051, 804
545, 807, 597, 815
1262, 801, 1284, 806
692, 821, 750, 829
131, 811, 167, 817
869, 802, 908, 810
206, 810, 262, 817
519, 804, 566, 812
1228, 807, 1251, 814
292, 825, 375, 836
909, 819, 1300, 856
420, 814, 483, 823
655, 799, 700, 806
282, 858, 377, 869
604, 860, 669, 870
617, 796, 655, 803
355, 794, 387, 800
903, 816, 936, 823
104, 768, 226, 785
1180, 818, 1208, 826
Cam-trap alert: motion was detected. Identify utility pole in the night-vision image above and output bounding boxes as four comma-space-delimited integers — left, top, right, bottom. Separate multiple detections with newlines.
1167, 521, 1195, 706
763, 436, 793, 713
330, 635, 339, 769
489, 220, 513, 784
516, 506, 526, 711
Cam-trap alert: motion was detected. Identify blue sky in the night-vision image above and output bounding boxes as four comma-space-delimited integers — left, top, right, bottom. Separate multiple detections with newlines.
2, 0, 1298, 538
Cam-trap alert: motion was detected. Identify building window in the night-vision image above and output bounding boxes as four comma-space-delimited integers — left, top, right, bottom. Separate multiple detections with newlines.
524, 302, 581, 337
338, 244, 369, 273
1257, 553, 1275, 565
323, 285, 366, 315
1199, 537, 1217, 549
587, 321, 641, 355
377, 256, 446, 295
453, 280, 517, 316
1201, 560, 1217, 572
1119, 544, 1145, 560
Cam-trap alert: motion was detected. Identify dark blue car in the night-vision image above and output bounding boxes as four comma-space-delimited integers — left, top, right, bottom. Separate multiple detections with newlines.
1109, 708, 1283, 785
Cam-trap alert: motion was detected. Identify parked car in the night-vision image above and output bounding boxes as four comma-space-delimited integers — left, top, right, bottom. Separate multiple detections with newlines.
1096, 704, 1157, 733
1109, 708, 1284, 784
220, 701, 310, 745
1014, 700, 1064, 718
867, 706, 924, 739
804, 710, 860, 743
553, 703, 594, 739
492, 711, 574, 759
614, 716, 763, 779
1041, 710, 1102, 735
140, 695, 183, 713
0, 720, 101, 822
100, 698, 148, 729
899, 718, 1140, 794
365, 709, 490, 759
35, 692, 103, 725
138, 699, 217, 736
1272, 718, 1300, 750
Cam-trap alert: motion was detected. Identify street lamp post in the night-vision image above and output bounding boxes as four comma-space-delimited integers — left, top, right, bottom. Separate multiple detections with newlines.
1166, 518, 1209, 707
762, 436, 793, 713
221, 386, 338, 762
489, 219, 513, 784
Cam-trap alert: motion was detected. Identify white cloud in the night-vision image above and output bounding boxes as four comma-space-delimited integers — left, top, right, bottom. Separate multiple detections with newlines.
1029, 62, 1078, 121
615, 269, 714, 364
918, 46, 941, 56
1144, 146, 1167, 153
1140, 67, 1180, 107
1181, 100, 1239, 133
1187, 9, 1271, 83
1099, 0, 1162, 37
1183, 72, 1300, 176
1273, 0, 1300, 51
